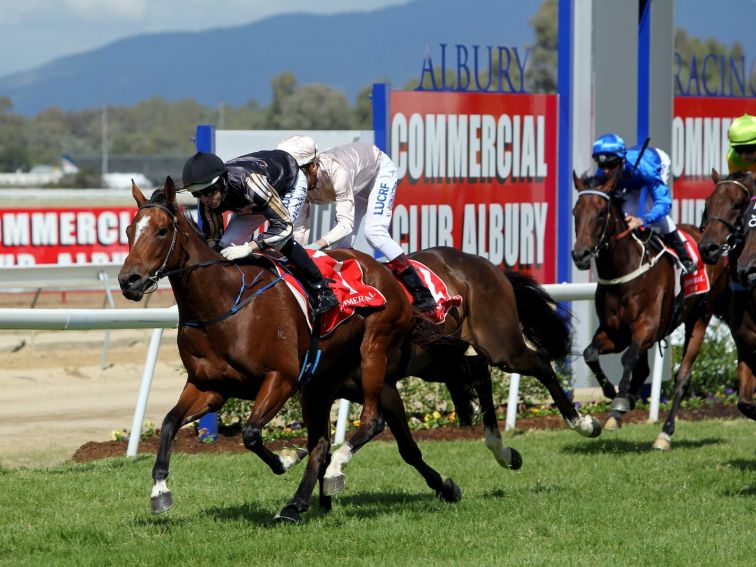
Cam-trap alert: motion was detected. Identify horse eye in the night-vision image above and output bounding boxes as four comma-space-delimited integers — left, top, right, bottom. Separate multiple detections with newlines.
158, 227, 169, 237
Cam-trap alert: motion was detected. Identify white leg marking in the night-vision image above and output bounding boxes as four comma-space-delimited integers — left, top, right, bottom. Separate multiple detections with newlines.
278, 447, 308, 471
325, 444, 352, 479
484, 427, 512, 467
150, 479, 169, 498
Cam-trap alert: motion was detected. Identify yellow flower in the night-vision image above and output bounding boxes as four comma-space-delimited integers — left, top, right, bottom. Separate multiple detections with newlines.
432, 411, 441, 420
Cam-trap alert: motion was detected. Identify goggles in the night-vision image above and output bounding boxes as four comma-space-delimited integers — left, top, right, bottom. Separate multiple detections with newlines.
734, 144, 756, 155
190, 180, 221, 199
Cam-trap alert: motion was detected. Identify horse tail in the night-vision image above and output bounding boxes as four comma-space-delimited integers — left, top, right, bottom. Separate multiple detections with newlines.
504, 270, 574, 361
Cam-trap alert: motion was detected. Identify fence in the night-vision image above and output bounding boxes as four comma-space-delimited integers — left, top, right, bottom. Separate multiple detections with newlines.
0, 264, 668, 456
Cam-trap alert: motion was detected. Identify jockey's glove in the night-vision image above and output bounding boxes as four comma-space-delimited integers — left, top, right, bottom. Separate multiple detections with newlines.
304, 242, 322, 251
220, 241, 255, 260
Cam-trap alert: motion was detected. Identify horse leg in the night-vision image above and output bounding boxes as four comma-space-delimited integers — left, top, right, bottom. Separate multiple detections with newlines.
653, 318, 708, 450
584, 329, 620, 399
470, 363, 524, 469
605, 348, 650, 430
322, 340, 390, 496
736, 358, 756, 421
274, 400, 333, 523
151, 383, 224, 514
609, 342, 646, 419
241, 371, 306, 475
505, 344, 601, 438
379, 384, 463, 501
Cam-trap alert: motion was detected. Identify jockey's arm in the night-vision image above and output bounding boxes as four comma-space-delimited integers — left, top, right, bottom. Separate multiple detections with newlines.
642, 180, 672, 225
314, 166, 356, 249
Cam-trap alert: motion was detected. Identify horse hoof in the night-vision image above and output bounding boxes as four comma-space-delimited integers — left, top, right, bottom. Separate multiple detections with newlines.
610, 397, 631, 412
589, 416, 602, 437
601, 384, 618, 399
604, 416, 622, 431
437, 478, 462, 502
652, 433, 672, 451
323, 474, 345, 496
505, 447, 523, 470
151, 492, 174, 514
274, 506, 300, 524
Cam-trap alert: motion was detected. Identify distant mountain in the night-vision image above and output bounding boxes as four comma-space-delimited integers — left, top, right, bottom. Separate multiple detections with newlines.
0, 0, 538, 116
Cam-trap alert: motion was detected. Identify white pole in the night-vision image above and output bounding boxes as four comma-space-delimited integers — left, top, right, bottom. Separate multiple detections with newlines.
127, 328, 164, 457
648, 344, 665, 423
505, 373, 521, 431
334, 398, 350, 445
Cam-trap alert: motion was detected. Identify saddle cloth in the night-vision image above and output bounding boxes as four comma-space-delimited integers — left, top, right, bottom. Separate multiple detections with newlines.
664, 230, 710, 297
268, 252, 462, 335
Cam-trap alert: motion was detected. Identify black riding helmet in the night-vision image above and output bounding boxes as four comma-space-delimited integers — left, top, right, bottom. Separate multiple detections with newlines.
182, 152, 227, 195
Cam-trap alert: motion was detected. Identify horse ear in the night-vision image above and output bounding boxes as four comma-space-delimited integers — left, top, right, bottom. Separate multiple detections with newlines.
131, 179, 147, 206
164, 176, 177, 204
572, 170, 584, 190
711, 168, 719, 183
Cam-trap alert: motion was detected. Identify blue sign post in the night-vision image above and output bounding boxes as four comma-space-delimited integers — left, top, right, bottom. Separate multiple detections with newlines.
194, 124, 219, 443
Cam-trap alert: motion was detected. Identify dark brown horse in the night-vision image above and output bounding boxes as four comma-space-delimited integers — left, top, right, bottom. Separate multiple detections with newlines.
700, 169, 756, 422
406, 247, 603, 445
119, 177, 472, 522
572, 171, 729, 447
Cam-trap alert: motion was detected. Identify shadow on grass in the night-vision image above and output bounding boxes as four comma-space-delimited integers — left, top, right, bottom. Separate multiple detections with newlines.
725, 458, 756, 472
202, 491, 438, 525
562, 437, 723, 455
205, 503, 282, 526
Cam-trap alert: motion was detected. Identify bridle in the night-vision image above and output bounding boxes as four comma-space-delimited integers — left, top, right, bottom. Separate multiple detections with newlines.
576, 189, 613, 258
701, 178, 753, 255
136, 202, 181, 293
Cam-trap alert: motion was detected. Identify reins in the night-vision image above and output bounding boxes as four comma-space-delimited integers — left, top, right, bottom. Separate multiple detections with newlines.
577, 188, 665, 285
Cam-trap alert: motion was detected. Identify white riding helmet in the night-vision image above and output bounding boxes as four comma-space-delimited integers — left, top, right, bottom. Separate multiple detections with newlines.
277, 135, 318, 167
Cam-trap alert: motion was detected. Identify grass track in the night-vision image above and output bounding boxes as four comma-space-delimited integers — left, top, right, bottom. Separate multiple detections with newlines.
1, 419, 754, 566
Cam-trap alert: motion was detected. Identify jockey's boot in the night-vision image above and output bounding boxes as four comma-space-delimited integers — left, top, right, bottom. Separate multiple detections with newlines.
284, 240, 339, 315
663, 230, 696, 274
387, 254, 437, 312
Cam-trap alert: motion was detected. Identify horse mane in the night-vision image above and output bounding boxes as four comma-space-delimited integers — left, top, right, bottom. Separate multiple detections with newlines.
724, 170, 753, 184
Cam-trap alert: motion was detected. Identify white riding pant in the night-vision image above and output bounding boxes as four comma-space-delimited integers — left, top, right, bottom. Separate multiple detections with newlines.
330, 152, 404, 261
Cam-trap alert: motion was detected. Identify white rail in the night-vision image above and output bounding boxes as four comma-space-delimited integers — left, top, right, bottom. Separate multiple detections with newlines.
0, 281, 666, 456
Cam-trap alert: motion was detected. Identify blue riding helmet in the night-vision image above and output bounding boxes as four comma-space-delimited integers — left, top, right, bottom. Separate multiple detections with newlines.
592, 133, 627, 165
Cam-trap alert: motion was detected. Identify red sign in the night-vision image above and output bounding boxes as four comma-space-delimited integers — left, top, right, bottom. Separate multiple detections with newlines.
671, 97, 756, 226
0, 207, 134, 266
388, 91, 558, 283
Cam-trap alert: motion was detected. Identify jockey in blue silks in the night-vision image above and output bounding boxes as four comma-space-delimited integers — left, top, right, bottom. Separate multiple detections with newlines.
592, 133, 695, 274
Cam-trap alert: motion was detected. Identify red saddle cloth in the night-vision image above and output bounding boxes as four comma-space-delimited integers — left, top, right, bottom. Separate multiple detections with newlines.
270, 252, 462, 335
667, 230, 709, 297
400, 259, 463, 324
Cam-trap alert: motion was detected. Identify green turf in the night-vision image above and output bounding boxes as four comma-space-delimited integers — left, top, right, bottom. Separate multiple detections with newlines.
1, 419, 754, 566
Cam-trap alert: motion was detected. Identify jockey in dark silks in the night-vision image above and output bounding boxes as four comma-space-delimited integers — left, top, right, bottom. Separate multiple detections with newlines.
592, 133, 696, 274
182, 150, 339, 315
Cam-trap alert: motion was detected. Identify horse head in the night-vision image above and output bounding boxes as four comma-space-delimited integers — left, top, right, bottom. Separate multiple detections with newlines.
699, 169, 754, 265
119, 176, 184, 301
570, 169, 620, 270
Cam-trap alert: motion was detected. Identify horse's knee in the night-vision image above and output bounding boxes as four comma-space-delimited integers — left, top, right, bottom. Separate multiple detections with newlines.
584, 344, 599, 364
242, 425, 263, 451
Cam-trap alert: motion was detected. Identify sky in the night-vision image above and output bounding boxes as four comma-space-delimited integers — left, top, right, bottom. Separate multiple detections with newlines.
0, 0, 412, 77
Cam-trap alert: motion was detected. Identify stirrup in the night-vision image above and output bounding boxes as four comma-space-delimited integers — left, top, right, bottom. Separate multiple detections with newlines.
312, 290, 339, 315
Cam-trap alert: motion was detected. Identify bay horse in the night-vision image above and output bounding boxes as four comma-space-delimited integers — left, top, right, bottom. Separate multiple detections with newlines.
119, 177, 475, 522
406, 247, 603, 446
571, 171, 729, 445
700, 169, 756, 422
